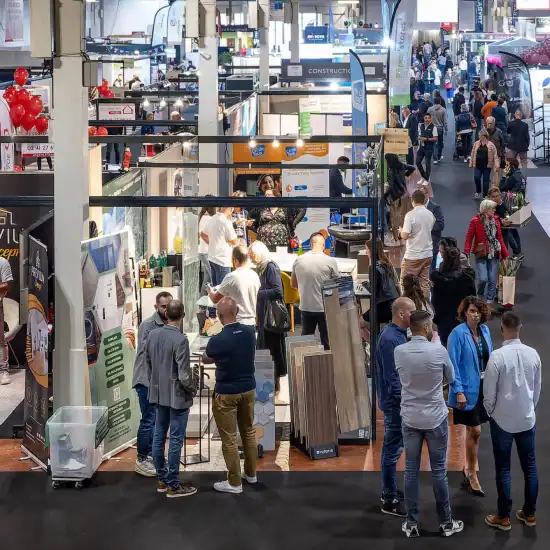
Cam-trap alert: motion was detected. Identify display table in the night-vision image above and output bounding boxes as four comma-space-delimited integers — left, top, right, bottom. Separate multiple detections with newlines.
270, 253, 357, 278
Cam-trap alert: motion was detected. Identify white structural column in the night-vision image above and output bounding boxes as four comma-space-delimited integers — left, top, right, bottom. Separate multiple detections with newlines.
197, 0, 219, 195
52, 0, 89, 407
290, 0, 300, 63
258, 0, 270, 117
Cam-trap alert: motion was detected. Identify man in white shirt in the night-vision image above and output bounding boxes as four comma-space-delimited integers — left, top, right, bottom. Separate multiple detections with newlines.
483, 312, 541, 531
0, 257, 13, 385
459, 57, 468, 86
208, 246, 260, 326
204, 207, 239, 288
291, 233, 339, 349
400, 189, 435, 298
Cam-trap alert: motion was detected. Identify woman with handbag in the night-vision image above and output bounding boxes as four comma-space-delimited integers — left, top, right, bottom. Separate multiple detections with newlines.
448, 296, 494, 496
249, 241, 288, 394
464, 199, 509, 305
444, 68, 457, 103
470, 129, 499, 199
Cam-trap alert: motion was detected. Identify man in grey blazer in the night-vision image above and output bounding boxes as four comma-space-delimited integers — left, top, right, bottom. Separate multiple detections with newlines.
146, 299, 197, 498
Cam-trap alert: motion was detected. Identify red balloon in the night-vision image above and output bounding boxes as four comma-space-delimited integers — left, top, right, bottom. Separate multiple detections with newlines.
35, 116, 49, 134
21, 113, 36, 131
13, 165, 22, 172
3, 86, 17, 105
10, 103, 25, 127
17, 88, 31, 108
532, 53, 541, 65
13, 67, 29, 87
88, 126, 97, 136
98, 85, 108, 97
96, 126, 108, 136
102, 78, 109, 87
27, 95, 43, 116
104, 90, 115, 98
541, 54, 550, 65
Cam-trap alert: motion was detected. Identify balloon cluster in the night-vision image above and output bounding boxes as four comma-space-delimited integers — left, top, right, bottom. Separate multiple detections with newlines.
97, 78, 115, 99
88, 126, 108, 136
4, 67, 48, 133
521, 40, 550, 66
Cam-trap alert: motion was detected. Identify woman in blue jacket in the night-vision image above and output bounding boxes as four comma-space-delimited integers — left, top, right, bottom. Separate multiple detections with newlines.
448, 296, 493, 497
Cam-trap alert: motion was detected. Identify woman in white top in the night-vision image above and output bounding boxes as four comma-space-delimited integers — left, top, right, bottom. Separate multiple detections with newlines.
198, 205, 216, 291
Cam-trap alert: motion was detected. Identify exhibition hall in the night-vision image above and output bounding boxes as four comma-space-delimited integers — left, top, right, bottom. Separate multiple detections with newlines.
0, 0, 549, 547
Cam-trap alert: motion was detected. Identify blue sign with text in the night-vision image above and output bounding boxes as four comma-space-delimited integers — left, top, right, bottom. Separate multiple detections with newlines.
304, 26, 329, 44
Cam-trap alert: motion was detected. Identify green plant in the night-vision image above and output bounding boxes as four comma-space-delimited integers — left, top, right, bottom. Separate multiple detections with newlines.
218, 51, 233, 66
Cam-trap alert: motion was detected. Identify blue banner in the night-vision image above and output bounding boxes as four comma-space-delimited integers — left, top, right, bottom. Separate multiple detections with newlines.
475, 0, 484, 33
303, 26, 329, 44
350, 51, 367, 200
329, 8, 334, 43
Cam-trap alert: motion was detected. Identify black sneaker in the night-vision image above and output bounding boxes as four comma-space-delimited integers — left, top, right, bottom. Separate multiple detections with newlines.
381, 499, 406, 517
440, 519, 464, 537
380, 489, 404, 504
166, 485, 198, 498
402, 521, 420, 538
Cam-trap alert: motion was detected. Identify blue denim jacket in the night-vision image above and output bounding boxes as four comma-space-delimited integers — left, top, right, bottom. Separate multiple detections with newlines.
447, 322, 493, 410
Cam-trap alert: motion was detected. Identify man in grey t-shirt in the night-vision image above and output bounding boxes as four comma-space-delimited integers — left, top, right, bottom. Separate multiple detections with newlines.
0, 257, 13, 385
290, 233, 339, 349
394, 310, 462, 538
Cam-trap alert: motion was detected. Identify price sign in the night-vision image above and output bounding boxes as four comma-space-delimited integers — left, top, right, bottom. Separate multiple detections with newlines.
22, 143, 54, 157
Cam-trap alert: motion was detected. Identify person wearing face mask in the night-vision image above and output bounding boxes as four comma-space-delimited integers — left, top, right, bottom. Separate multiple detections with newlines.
132, 291, 173, 477
395, 310, 463, 539
448, 296, 494, 498
376, 297, 416, 518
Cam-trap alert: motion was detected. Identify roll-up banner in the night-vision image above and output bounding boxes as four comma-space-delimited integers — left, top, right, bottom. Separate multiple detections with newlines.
388, 0, 416, 107
82, 229, 139, 457
22, 236, 49, 468
350, 51, 368, 201
500, 52, 533, 124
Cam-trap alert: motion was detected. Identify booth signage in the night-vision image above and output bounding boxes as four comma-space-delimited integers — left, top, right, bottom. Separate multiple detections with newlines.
350, 51, 368, 201
281, 60, 383, 81
5, 0, 24, 42
98, 103, 136, 121
0, 97, 14, 171
303, 26, 329, 44
221, 24, 252, 32
22, 236, 49, 466
383, 128, 409, 154
543, 88, 550, 104
475, 0, 484, 33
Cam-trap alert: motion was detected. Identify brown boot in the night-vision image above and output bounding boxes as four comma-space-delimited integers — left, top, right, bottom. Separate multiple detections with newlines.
485, 515, 511, 531
516, 510, 536, 527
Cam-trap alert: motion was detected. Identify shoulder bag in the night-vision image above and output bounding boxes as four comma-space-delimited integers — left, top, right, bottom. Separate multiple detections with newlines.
262, 262, 291, 333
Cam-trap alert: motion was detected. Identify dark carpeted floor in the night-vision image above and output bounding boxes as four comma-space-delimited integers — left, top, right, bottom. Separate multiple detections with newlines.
1, 121, 549, 549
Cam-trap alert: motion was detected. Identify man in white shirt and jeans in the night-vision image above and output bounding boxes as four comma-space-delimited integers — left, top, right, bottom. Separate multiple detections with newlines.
291, 233, 339, 349
400, 189, 435, 298
0, 257, 13, 385
483, 311, 541, 531
204, 207, 239, 288
208, 246, 260, 327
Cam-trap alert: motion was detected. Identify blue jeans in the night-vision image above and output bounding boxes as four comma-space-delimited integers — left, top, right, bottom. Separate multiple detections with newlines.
198, 253, 211, 291
403, 418, 452, 525
382, 404, 404, 503
475, 257, 499, 303
208, 262, 231, 316
490, 419, 538, 518
502, 229, 521, 255
434, 131, 444, 161
474, 167, 492, 196
152, 405, 190, 489
136, 384, 156, 461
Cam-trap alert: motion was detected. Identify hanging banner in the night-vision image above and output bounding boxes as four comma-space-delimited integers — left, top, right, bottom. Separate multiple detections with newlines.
0, 97, 14, 171
22, 236, 49, 467
475, 0, 484, 33
5, 0, 24, 42
328, 7, 335, 42
282, 143, 330, 247
167, 0, 185, 45
82, 229, 139, 456
388, 0, 416, 106
500, 52, 533, 123
350, 51, 368, 197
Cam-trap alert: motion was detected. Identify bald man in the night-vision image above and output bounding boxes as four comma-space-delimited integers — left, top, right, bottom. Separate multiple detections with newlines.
377, 297, 415, 517
202, 297, 257, 494
207, 245, 260, 326
291, 233, 340, 349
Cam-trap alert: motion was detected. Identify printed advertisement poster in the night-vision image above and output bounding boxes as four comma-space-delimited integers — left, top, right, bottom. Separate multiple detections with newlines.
0, 97, 14, 171
388, 0, 416, 106
82, 230, 139, 456
501, 53, 533, 123
233, 142, 282, 178
350, 51, 368, 198
22, 237, 49, 466
5, 0, 24, 42
282, 143, 330, 246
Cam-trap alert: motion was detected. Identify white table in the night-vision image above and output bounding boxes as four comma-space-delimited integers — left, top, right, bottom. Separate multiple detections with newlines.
269, 253, 357, 279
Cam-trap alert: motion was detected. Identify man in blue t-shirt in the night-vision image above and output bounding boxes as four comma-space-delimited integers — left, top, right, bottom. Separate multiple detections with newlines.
202, 296, 257, 494
376, 297, 415, 517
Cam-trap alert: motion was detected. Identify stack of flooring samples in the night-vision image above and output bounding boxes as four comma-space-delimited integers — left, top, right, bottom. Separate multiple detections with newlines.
253, 351, 276, 451
322, 276, 371, 434
285, 336, 339, 459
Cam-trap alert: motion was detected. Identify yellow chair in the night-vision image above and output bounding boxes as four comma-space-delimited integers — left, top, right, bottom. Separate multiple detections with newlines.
281, 272, 300, 332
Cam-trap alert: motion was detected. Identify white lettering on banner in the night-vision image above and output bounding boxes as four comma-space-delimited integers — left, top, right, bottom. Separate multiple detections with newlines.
22, 143, 54, 157
98, 104, 136, 121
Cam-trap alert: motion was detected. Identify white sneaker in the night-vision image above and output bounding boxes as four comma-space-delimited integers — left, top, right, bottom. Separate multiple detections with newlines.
214, 480, 243, 494
474, 193, 480, 200
135, 457, 156, 477
0, 372, 10, 385
243, 474, 258, 484
464, 157, 468, 163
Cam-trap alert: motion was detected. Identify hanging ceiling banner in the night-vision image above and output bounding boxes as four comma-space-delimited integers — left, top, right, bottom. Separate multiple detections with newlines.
500, 52, 533, 123
5, 0, 24, 42
388, 0, 416, 106
167, 0, 185, 46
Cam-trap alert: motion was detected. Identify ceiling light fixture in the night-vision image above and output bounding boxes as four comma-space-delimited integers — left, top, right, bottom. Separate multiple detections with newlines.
159, 98, 167, 108
175, 98, 183, 107
296, 138, 304, 147
249, 138, 257, 148
272, 139, 280, 148
143, 98, 150, 107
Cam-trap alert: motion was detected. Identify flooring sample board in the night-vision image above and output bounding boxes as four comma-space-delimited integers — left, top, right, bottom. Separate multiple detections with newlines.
254, 355, 276, 451
323, 277, 371, 434
303, 353, 338, 449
